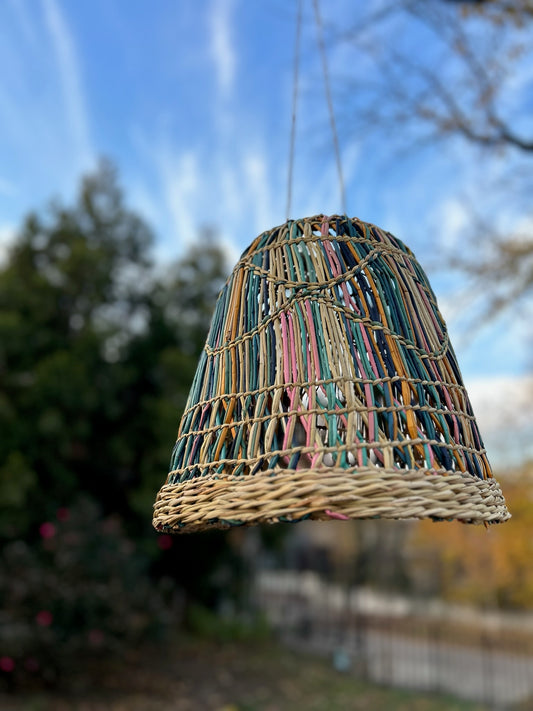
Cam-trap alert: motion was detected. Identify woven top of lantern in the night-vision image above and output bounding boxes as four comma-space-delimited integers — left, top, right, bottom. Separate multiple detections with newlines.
153, 215, 510, 533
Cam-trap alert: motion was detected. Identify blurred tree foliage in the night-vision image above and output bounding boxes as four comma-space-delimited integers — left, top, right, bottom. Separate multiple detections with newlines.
0, 498, 177, 688
0, 160, 252, 686
0, 158, 228, 537
1, 159, 153, 530
406, 465, 533, 608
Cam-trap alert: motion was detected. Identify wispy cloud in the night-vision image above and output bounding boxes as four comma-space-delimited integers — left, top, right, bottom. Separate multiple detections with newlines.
243, 152, 274, 235
130, 119, 281, 264
42, 0, 92, 167
432, 197, 470, 251
0, 224, 16, 265
466, 374, 533, 467
159, 149, 200, 248
208, 0, 236, 98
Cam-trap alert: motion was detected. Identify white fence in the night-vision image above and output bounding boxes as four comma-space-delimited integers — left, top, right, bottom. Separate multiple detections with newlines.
254, 570, 533, 708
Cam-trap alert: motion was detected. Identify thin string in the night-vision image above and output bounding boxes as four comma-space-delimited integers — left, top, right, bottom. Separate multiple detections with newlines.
312, 0, 347, 215
286, 0, 303, 220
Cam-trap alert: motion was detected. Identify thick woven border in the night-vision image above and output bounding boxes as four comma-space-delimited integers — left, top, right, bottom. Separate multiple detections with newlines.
153, 467, 510, 533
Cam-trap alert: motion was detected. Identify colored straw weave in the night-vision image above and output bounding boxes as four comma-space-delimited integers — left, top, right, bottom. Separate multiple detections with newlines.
153, 215, 510, 533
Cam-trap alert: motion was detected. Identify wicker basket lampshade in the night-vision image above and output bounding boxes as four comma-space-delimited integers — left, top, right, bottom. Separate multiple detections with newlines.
153, 215, 510, 533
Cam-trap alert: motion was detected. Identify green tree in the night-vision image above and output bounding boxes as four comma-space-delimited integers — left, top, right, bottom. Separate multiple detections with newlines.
0, 159, 238, 601
0, 160, 254, 685
0, 159, 153, 533
123, 234, 229, 526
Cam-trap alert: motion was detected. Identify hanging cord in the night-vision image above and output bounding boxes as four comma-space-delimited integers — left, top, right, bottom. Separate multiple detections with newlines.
312, 0, 347, 215
286, 0, 303, 221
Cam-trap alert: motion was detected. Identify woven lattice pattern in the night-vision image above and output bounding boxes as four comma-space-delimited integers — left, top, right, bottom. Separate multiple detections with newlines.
153, 215, 510, 532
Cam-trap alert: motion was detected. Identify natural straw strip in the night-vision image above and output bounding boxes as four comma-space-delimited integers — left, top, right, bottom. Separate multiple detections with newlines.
153, 215, 510, 532
204, 299, 451, 361
154, 467, 510, 533
179, 374, 473, 419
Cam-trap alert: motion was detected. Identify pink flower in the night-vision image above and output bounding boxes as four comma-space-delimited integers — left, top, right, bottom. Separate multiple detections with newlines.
39, 522, 56, 539
56, 507, 70, 522
0, 657, 15, 673
36, 610, 53, 627
157, 534, 173, 551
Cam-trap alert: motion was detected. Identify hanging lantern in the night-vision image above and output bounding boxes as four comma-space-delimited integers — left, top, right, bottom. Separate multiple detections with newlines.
153, 215, 510, 533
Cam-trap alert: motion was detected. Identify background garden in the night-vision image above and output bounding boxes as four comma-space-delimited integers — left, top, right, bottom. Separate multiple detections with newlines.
1, 0, 533, 709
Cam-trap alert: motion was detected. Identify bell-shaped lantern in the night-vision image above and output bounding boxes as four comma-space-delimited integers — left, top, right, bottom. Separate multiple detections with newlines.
153, 215, 510, 533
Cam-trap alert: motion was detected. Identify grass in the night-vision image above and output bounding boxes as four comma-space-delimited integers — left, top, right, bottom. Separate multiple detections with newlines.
0, 637, 493, 711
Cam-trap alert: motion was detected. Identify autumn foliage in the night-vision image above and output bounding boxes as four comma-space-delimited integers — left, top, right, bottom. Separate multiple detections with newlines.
407, 464, 533, 609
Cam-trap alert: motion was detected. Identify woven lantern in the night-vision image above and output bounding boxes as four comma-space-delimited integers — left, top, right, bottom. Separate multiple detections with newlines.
153, 215, 510, 533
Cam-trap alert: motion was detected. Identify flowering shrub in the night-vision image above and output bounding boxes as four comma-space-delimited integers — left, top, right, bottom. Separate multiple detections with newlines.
0, 498, 180, 688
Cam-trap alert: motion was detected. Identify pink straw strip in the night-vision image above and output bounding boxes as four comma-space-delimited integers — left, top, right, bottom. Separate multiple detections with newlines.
280, 312, 291, 384
324, 240, 341, 276
304, 300, 322, 380
360, 326, 381, 381
287, 311, 299, 383
325, 510, 349, 520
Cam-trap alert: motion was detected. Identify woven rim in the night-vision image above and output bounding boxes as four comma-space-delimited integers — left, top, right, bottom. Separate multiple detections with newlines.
153, 466, 511, 533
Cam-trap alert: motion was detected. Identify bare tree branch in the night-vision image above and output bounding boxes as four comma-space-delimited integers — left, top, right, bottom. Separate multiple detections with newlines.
338, 1, 533, 154
330, 2, 533, 322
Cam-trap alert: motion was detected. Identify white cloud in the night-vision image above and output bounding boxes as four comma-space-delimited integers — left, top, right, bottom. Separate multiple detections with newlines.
434, 197, 469, 250
127, 182, 161, 233
208, 0, 236, 98
129, 124, 202, 251
0, 0, 94, 203
243, 152, 273, 235
166, 152, 200, 245
465, 373, 533, 467
42, 0, 92, 167
0, 224, 16, 265
467, 374, 533, 431
342, 142, 361, 215
217, 234, 242, 272
131, 111, 284, 258
155, 145, 201, 249
145, 142, 243, 269
512, 214, 533, 239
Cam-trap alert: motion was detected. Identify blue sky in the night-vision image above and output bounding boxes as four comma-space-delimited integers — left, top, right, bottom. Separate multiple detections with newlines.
1, 0, 532, 465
